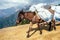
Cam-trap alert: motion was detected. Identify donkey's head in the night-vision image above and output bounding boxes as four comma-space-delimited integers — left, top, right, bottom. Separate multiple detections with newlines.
16, 10, 25, 24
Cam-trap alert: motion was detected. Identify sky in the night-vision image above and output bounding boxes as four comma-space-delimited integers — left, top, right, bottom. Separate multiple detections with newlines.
0, 0, 60, 9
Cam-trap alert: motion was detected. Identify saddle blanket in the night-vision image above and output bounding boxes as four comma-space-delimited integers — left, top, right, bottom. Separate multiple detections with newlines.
29, 5, 60, 22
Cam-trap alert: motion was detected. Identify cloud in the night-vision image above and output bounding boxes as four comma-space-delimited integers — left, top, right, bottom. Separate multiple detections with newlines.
51, 0, 60, 5
0, 0, 29, 9
0, 3, 18, 9
29, 0, 59, 4
0, 0, 60, 9
29, 0, 47, 4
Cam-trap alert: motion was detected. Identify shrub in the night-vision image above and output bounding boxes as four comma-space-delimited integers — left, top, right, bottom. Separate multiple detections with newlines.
20, 19, 30, 25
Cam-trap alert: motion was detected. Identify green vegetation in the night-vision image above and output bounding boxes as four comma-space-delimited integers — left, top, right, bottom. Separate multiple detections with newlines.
20, 19, 30, 25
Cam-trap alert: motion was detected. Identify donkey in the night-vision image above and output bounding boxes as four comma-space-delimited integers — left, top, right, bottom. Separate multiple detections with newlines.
16, 8, 56, 37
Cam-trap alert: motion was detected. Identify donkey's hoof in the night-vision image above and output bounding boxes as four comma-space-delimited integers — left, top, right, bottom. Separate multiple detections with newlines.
54, 27, 56, 31
40, 32, 42, 34
48, 29, 51, 31
54, 28, 56, 31
27, 35, 30, 38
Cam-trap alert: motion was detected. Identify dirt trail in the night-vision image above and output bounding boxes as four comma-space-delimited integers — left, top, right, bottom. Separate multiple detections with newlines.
0, 24, 60, 40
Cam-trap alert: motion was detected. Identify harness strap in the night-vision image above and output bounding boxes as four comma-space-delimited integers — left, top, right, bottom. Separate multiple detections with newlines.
34, 9, 40, 19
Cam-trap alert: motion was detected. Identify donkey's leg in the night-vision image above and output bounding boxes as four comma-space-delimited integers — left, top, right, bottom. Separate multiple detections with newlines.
27, 22, 33, 38
27, 22, 33, 32
48, 22, 52, 31
48, 20, 56, 31
37, 22, 42, 34
52, 20, 56, 30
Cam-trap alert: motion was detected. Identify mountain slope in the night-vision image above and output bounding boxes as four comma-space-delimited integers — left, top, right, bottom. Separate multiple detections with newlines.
0, 24, 60, 40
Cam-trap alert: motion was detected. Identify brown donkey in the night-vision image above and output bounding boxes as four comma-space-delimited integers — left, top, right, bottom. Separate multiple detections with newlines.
16, 9, 56, 38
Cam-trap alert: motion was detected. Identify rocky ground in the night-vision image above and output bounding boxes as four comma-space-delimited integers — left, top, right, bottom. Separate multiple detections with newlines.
0, 24, 60, 40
